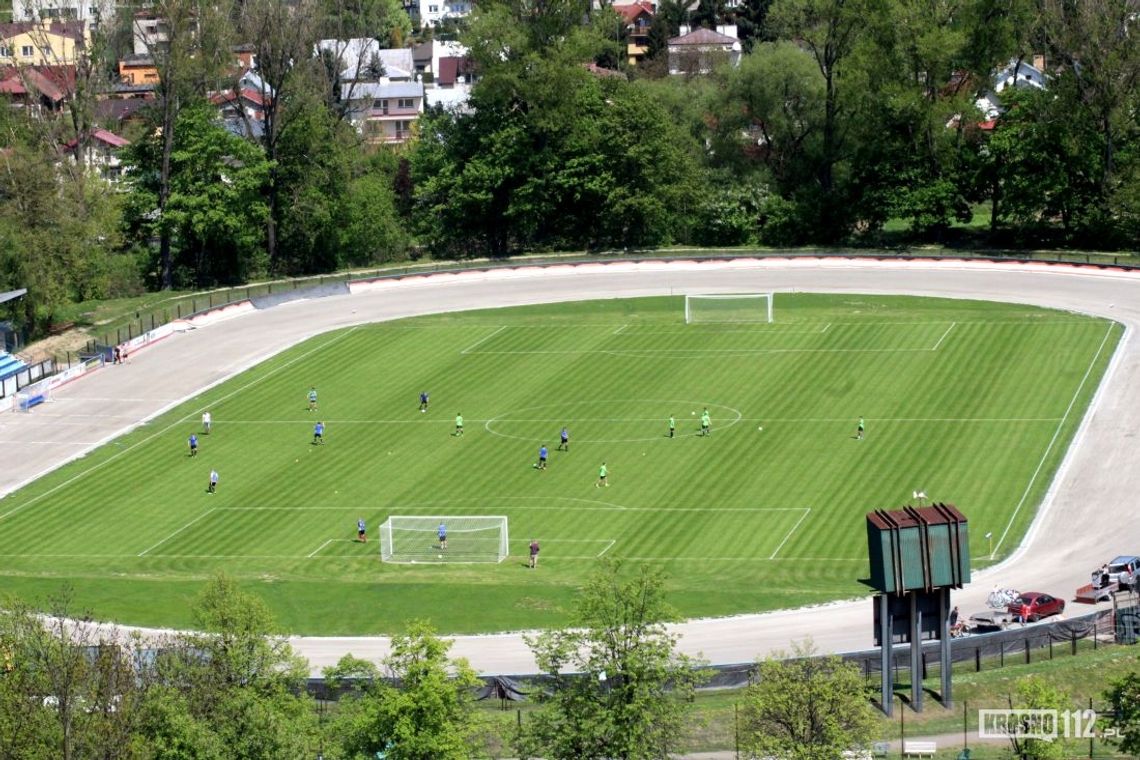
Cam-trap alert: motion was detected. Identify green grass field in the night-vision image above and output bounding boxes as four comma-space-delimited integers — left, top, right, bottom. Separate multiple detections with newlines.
0, 294, 1122, 635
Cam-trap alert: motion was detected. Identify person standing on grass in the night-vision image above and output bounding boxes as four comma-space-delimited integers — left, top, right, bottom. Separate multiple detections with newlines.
559, 427, 569, 451
537, 444, 548, 470
668, 415, 675, 438
856, 417, 865, 440
188, 433, 199, 457
208, 469, 218, 494
419, 391, 429, 413
438, 522, 448, 549
700, 409, 711, 436
308, 387, 318, 412
596, 462, 608, 488
202, 411, 212, 435
313, 421, 325, 445
454, 413, 464, 436
529, 539, 540, 568
357, 518, 367, 543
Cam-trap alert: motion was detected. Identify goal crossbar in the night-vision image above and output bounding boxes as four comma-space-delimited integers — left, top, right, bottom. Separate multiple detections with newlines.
685, 293, 774, 324
379, 515, 509, 564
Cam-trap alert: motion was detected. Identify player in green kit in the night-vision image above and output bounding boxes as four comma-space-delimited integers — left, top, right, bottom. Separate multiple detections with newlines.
454, 413, 464, 436
595, 462, 608, 488
668, 415, 675, 438
700, 409, 711, 436
856, 417, 865, 440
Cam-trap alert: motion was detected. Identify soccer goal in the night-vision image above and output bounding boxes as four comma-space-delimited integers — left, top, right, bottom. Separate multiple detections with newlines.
684, 293, 774, 324
379, 516, 509, 564
15, 384, 52, 412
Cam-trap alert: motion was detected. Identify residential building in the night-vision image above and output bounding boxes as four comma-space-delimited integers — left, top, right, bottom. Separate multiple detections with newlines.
0, 20, 88, 66
667, 25, 741, 75
425, 54, 477, 110
315, 38, 415, 83
342, 80, 424, 144
132, 9, 171, 56
210, 86, 268, 139
118, 53, 157, 87
12, 0, 119, 29
414, 0, 473, 28
63, 127, 130, 181
974, 56, 1048, 120
613, 0, 654, 64
0, 64, 74, 111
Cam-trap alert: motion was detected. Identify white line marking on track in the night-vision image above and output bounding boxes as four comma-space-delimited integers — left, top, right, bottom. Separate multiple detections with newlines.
769, 508, 811, 559
175, 416, 1064, 425
930, 321, 957, 350
992, 323, 1116, 556
0, 328, 360, 522
458, 325, 507, 354
138, 509, 216, 556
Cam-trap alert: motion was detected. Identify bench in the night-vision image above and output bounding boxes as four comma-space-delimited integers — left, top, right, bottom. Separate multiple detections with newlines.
17, 392, 47, 411
902, 740, 937, 757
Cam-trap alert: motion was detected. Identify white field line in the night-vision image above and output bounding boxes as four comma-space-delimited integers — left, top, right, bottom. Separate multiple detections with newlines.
197, 417, 1064, 425
137, 509, 216, 557
930, 321, 957, 350
0, 552, 869, 562
992, 323, 1116, 556
768, 508, 811, 559
0, 328, 360, 522
458, 325, 507, 354
468, 348, 943, 356
819, 323, 831, 333
307, 539, 334, 558
218, 505, 809, 513
596, 539, 616, 557
612, 324, 628, 335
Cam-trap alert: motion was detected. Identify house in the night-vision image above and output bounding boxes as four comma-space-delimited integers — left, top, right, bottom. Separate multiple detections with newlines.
63, 127, 130, 181
209, 86, 268, 139
12, 0, 119, 30
667, 25, 742, 75
0, 19, 88, 66
974, 56, 1048, 119
414, 0, 473, 28
118, 53, 158, 87
0, 64, 74, 111
94, 95, 152, 131
132, 9, 172, 56
425, 55, 478, 110
613, 0, 654, 64
315, 38, 415, 83
342, 80, 424, 144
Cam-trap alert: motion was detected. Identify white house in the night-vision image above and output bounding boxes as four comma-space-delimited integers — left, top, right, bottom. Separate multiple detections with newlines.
315, 38, 415, 82
415, 0, 472, 28
975, 56, 1048, 119
667, 26, 742, 75
63, 128, 130, 182
13, 0, 119, 29
342, 80, 424, 144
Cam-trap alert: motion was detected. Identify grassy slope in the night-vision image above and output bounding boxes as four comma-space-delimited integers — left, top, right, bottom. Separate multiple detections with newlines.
0, 294, 1121, 634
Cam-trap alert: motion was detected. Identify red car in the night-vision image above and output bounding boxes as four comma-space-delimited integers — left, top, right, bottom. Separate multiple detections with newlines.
1007, 592, 1065, 622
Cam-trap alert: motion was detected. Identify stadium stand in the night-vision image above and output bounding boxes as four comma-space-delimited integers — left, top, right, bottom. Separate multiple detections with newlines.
0, 352, 26, 381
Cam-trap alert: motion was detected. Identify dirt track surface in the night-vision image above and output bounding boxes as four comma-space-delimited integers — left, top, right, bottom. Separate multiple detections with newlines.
1, 258, 1135, 676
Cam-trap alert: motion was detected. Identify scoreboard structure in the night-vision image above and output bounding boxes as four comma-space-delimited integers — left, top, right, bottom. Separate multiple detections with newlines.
866, 504, 969, 714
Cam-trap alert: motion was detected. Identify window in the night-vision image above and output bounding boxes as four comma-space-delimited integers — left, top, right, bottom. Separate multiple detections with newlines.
429, 4, 439, 12
0, 46, 11, 58
397, 98, 414, 109
21, 45, 34, 57
41, 46, 54, 58
373, 98, 389, 112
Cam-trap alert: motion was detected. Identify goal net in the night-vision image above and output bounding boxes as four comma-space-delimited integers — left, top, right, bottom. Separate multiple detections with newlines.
379, 516, 509, 564
685, 293, 774, 324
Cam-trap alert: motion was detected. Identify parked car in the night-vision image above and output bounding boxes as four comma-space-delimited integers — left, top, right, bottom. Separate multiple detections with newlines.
1092, 556, 1140, 587
1007, 592, 1065, 622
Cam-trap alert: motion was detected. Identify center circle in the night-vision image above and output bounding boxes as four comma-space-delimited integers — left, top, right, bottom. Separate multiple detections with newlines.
483, 400, 744, 443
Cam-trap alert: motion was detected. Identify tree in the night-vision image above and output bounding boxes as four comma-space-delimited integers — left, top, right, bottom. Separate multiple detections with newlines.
136, 0, 236, 289
1105, 669, 1140, 757
329, 622, 482, 760
739, 641, 875, 760
516, 560, 708, 760
1007, 677, 1071, 759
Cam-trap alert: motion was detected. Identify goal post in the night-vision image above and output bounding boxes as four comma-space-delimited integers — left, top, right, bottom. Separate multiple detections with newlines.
379, 516, 509, 564
684, 293, 774, 324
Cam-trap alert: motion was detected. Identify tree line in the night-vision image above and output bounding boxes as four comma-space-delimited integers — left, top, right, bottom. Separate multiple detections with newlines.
1, 0, 1138, 336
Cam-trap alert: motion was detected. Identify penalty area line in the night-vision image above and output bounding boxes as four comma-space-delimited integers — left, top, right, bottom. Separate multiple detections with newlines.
930, 321, 957, 351
459, 325, 507, 355
137, 509, 216, 557
769, 508, 811, 559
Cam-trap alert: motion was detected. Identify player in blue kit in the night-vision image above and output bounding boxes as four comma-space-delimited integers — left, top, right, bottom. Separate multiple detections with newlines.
188, 434, 198, 456
419, 391, 429, 413
313, 421, 325, 444
438, 522, 448, 549
536, 444, 548, 470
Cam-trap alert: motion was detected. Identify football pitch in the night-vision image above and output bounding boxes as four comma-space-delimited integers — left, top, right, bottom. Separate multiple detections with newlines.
0, 294, 1121, 635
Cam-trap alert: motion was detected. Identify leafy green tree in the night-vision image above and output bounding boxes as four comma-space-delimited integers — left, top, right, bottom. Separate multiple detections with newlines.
733, 0, 775, 51
1105, 669, 1140, 757
739, 642, 875, 760
516, 560, 708, 760
329, 622, 482, 760
1008, 677, 1070, 759
320, 0, 412, 45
